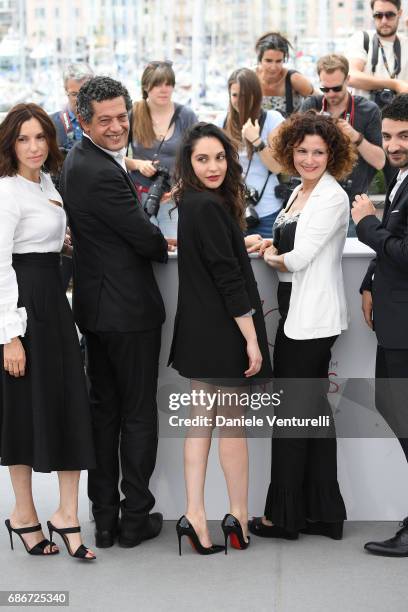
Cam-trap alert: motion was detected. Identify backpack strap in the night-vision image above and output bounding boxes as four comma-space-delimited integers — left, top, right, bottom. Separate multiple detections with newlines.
371, 33, 380, 74
285, 69, 298, 116
363, 31, 369, 54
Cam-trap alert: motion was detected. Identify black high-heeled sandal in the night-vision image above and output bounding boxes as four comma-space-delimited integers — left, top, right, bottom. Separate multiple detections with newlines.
176, 515, 224, 556
47, 521, 96, 561
221, 514, 250, 554
5, 519, 59, 556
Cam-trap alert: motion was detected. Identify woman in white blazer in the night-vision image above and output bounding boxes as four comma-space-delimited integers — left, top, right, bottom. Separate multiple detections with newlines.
248, 111, 357, 541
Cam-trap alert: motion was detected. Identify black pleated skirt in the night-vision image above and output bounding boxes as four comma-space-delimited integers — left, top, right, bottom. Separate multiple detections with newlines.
0, 253, 96, 472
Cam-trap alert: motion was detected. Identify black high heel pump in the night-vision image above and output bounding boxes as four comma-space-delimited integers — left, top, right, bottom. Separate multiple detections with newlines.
176, 515, 224, 556
221, 514, 250, 553
47, 521, 96, 561
5, 519, 59, 556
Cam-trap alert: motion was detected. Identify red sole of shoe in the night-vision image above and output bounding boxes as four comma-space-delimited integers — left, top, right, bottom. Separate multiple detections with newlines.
230, 533, 243, 550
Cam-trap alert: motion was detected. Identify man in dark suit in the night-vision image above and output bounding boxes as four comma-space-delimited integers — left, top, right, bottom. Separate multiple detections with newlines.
61, 76, 170, 549
352, 94, 408, 557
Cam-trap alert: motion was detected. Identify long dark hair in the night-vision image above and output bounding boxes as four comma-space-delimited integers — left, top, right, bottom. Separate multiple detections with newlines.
173, 122, 246, 230
0, 103, 63, 177
225, 68, 263, 157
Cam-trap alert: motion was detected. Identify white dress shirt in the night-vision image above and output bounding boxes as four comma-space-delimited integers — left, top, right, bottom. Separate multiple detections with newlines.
83, 133, 127, 170
389, 168, 408, 203
0, 173, 66, 344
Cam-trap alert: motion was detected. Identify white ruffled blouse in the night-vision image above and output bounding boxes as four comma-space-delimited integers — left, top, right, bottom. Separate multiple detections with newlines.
0, 172, 66, 344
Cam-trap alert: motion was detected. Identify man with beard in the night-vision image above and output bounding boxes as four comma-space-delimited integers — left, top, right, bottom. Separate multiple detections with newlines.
347, 0, 408, 185
352, 94, 408, 557
347, 0, 408, 100
301, 54, 385, 235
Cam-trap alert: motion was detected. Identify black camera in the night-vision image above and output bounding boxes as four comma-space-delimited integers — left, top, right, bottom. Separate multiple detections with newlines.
274, 177, 301, 205
244, 185, 260, 228
370, 88, 396, 109
144, 164, 171, 218
339, 178, 353, 197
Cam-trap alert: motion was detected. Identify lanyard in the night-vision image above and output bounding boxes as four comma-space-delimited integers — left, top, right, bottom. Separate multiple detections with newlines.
322, 94, 355, 126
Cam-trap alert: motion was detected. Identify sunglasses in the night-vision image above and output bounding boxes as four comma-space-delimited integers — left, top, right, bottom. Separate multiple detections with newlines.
148, 60, 173, 68
373, 11, 397, 19
320, 84, 344, 93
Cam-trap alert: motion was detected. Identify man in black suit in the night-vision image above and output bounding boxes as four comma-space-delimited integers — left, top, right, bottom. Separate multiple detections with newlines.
352, 94, 408, 557
61, 76, 170, 548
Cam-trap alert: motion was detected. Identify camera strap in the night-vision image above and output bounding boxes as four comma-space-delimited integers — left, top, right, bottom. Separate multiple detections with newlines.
155, 104, 182, 157
126, 103, 182, 156
243, 110, 271, 200
365, 32, 401, 78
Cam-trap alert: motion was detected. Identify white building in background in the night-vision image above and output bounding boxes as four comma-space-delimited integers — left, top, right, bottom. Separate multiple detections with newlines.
0, 0, 16, 38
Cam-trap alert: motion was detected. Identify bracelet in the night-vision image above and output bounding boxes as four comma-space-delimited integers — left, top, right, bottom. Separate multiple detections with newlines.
253, 140, 266, 153
354, 132, 364, 146
250, 136, 262, 145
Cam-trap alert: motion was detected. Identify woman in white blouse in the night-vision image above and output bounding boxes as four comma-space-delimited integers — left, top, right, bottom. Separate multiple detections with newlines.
0, 104, 96, 560
248, 112, 357, 541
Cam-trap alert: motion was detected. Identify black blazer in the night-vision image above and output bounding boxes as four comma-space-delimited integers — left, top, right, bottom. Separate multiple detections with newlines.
358, 172, 408, 349
168, 189, 272, 380
60, 137, 168, 333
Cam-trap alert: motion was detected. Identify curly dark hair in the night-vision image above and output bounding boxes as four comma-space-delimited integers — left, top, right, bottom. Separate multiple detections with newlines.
173, 122, 247, 230
272, 111, 357, 180
382, 93, 408, 122
0, 103, 63, 177
76, 76, 132, 123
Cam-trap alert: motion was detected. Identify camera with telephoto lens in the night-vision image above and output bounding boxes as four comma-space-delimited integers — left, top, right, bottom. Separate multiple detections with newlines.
143, 163, 171, 218
244, 185, 260, 228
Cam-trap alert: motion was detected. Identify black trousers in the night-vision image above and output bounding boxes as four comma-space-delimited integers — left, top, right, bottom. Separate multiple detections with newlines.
84, 327, 161, 534
264, 283, 346, 531
375, 345, 408, 462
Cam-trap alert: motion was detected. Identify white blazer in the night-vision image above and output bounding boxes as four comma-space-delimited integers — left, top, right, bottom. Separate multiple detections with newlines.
281, 172, 350, 340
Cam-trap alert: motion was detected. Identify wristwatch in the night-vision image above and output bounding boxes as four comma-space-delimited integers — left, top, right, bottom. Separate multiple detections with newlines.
253, 139, 266, 153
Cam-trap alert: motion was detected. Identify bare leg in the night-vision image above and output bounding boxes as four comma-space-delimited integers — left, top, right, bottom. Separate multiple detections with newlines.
49, 471, 95, 558
184, 380, 215, 548
218, 387, 249, 540
8, 465, 58, 553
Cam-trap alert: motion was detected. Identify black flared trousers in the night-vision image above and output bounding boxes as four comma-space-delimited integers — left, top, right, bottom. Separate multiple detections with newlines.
264, 283, 346, 532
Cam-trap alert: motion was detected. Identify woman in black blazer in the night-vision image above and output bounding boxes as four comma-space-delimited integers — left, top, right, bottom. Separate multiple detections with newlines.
169, 123, 272, 554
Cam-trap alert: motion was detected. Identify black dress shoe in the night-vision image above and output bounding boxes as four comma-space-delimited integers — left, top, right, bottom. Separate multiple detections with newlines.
300, 520, 343, 540
118, 513, 163, 548
94, 528, 117, 549
364, 518, 408, 557
248, 516, 298, 540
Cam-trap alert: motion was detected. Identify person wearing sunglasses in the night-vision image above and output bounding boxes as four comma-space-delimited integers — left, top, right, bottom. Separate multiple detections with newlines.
126, 61, 197, 238
346, 0, 408, 105
255, 32, 315, 118
300, 54, 385, 236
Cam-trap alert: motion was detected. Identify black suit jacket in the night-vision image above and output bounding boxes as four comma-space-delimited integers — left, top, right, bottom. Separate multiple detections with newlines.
60, 137, 168, 333
168, 189, 272, 380
357, 172, 408, 349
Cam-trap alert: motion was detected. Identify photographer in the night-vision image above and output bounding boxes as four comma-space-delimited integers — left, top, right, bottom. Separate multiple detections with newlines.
346, 0, 408, 185
301, 54, 385, 235
125, 61, 197, 238
220, 68, 283, 238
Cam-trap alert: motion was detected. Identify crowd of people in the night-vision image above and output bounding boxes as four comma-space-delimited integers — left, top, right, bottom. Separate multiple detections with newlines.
1, 0, 408, 562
